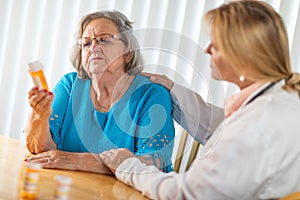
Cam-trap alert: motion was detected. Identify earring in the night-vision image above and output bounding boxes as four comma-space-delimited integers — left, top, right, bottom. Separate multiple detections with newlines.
239, 75, 245, 82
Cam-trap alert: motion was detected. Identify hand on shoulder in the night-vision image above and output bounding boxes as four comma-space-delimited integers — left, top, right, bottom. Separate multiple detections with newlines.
140, 72, 174, 91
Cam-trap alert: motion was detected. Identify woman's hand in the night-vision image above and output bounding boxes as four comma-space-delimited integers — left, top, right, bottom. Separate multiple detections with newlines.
25, 150, 79, 171
140, 72, 174, 91
28, 86, 54, 118
25, 150, 113, 175
99, 148, 135, 173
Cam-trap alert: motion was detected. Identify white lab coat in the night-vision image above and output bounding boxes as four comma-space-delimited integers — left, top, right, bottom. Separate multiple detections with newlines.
115, 80, 300, 200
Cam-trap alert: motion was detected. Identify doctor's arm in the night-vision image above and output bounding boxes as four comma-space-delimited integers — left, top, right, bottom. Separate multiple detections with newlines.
141, 72, 224, 144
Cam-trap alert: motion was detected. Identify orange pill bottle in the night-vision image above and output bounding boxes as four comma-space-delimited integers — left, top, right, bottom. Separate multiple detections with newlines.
27, 61, 49, 90
20, 163, 41, 199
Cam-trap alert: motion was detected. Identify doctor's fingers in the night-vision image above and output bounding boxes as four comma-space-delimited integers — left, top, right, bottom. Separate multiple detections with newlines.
99, 152, 118, 173
101, 149, 134, 164
140, 72, 174, 91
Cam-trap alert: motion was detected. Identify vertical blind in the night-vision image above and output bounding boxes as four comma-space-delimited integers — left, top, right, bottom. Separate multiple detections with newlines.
0, 0, 300, 142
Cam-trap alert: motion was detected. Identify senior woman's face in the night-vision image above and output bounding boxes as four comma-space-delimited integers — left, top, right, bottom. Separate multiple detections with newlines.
81, 18, 127, 75
205, 38, 238, 83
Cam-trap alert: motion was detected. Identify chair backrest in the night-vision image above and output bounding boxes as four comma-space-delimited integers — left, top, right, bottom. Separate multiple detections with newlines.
172, 128, 201, 173
279, 191, 300, 200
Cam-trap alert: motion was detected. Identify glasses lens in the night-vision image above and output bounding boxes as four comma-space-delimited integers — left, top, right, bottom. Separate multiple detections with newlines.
76, 38, 91, 49
82, 39, 93, 49
95, 34, 114, 46
76, 34, 119, 50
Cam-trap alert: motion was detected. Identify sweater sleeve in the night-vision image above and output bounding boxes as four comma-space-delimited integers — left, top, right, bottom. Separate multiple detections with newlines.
170, 83, 224, 144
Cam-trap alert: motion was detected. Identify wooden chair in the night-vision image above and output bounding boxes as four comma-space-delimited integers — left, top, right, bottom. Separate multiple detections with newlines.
279, 191, 300, 200
173, 128, 201, 173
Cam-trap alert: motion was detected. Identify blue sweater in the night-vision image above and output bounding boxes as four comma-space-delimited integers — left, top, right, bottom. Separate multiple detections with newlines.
49, 72, 175, 172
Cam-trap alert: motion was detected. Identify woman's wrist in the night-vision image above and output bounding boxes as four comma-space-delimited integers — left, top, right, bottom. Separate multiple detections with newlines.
30, 110, 51, 121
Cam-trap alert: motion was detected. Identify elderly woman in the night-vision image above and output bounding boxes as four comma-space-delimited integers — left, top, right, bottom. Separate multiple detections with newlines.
100, 1, 300, 199
24, 11, 175, 174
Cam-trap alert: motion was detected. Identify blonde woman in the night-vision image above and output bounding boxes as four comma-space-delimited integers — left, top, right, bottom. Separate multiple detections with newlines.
100, 1, 300, 199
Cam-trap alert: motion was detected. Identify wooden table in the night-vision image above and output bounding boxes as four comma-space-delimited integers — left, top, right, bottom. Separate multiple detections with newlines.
0, 134, 148, 199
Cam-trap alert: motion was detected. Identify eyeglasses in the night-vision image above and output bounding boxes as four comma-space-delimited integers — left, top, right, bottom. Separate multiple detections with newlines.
76, 34, 121, 50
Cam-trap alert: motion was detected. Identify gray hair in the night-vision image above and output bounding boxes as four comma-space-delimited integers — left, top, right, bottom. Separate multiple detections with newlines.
70, 10, 143, 79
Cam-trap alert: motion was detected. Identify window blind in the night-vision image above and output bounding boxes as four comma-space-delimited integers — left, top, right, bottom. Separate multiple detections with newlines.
0, 0, 299, 141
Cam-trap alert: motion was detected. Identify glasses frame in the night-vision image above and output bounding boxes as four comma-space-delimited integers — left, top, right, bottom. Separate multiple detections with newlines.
76, 33, 122, 50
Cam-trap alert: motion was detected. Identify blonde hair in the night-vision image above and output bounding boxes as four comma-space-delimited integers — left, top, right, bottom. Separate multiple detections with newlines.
70, 10, 143, 79
204, 0, 300, 97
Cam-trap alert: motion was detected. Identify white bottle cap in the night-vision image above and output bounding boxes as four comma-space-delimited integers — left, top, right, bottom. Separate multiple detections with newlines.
25, 163, 42, 170
27, 60, 44, 72
55, 175, 73, 185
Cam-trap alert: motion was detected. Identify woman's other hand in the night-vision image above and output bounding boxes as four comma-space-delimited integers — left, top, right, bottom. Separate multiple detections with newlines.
99, 148, 135, 173
25, 150, 113, 175
28, 86, 54, 118
140, 72, 174, 91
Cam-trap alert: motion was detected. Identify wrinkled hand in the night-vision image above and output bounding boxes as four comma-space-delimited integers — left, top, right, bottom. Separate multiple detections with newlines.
140, 72, 174, 91
99, 148, 135, 174
28, 86, 54, 117
25, 150, 78, 171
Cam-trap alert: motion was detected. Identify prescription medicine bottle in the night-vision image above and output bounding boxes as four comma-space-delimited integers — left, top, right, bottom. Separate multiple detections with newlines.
20, 163, 41, 199
27, 61, 49, 90
54, 175, 73, 200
